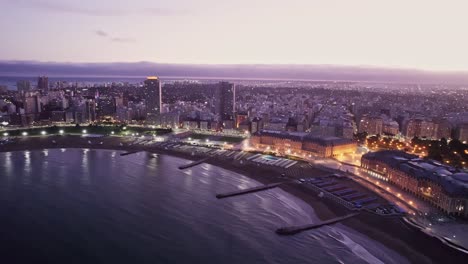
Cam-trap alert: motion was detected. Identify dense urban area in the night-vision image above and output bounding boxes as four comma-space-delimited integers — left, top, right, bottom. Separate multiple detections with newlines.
1, 76, 468, 254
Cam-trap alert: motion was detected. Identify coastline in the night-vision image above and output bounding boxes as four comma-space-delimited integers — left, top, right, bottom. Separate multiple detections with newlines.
1, 135, 467, 263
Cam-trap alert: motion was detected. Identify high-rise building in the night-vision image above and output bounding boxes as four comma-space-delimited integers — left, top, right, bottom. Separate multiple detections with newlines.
144, 76, 162, 122
17, 80, 31, 92
358, 115, 383, 135
23, 94, 41, 114
97, 96, 116, 117
84, 99, 96, 123
456, 123, 468, 142
404, 118, 436, 139
37, 76, 49, 92
214, 81, 235, 121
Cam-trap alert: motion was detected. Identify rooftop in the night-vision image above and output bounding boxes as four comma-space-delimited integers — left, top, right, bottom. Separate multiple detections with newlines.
363, 150, 468, 198
255, 130, 355, 146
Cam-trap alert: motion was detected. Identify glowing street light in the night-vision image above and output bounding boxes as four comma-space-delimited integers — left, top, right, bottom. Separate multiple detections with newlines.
22, 132, 28, 136
59, 130, 64, 134
111, 131, 115, 135
2, 132, 8, 136
41, 131, 47, 135
82, 129, 87, 134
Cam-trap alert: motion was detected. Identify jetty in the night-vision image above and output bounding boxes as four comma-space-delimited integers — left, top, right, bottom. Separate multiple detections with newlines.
178, 157, 211, 169
120, 150, 142, 156
276, 213, 360, 235
216, 182, 284, 199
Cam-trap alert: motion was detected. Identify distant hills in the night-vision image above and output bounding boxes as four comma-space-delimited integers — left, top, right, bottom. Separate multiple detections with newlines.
1, 61, 467, 84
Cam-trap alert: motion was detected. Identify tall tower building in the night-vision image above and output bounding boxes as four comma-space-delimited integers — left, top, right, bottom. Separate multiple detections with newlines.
37, 76, 49, 92
144, 76, 162, 122
84, 99, 96, 123
17, 80, 31, 92
214, 81, 236, 121
23, 94, 40, 114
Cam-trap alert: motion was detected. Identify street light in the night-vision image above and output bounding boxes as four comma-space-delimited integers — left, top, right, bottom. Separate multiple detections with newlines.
82, 129, 87, 134
111, 131, 115, 135
2, 132, 8, 136
41, 131, 47, 135
59, 130, 64, 134
22, 132, 28, 136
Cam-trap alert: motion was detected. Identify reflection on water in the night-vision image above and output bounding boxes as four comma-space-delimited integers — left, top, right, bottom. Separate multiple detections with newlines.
0, 149, 408, 264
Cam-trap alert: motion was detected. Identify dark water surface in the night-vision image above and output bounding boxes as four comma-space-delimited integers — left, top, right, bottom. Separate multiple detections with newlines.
0, 149, 408, 263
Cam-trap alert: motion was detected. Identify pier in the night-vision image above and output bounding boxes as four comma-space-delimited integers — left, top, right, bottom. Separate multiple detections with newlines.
178, 157, 211, 169
120, 150, 143, 156
216, 182, 284, 199
276, 213, 360, 235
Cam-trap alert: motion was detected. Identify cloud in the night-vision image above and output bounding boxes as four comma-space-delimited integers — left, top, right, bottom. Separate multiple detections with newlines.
110, 37, 135, 43
7, 0, 186, 17
95, 30, 108, 37
94, 30, 135, 43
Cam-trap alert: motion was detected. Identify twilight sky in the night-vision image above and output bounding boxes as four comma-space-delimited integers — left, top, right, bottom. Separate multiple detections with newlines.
1, 0, 468, 71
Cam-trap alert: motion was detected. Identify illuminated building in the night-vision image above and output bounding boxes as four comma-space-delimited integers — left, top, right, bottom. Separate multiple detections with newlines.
382, 121, 400, 136
361, 150, 468, 217
358, 115, 383, 135
97, 96, 116, 117
404, 118, 436, 139
236, 112, 248, 128
214, 82, 235, 122
144, 76, 162, 123
250, 130, 357, 158
84, 99, 96, 123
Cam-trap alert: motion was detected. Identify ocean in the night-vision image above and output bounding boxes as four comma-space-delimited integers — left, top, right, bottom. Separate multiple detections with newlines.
0, 149, 408, 263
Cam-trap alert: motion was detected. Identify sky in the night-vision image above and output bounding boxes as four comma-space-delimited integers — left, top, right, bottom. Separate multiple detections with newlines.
1, 0, 468, 71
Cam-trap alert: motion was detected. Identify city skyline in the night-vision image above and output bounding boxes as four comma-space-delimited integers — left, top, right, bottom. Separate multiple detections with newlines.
1, 1, 468, 263
1, 0, 468, 71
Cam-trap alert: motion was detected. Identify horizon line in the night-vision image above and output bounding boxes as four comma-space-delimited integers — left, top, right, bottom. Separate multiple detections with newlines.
2, 60, 468, 74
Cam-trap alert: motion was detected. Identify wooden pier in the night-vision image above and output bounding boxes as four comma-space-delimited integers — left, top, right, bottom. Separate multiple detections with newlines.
216, 182, 284, 199
276, 213, 360, 235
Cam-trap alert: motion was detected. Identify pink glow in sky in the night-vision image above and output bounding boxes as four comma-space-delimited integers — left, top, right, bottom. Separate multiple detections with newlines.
1, 0, 468, 71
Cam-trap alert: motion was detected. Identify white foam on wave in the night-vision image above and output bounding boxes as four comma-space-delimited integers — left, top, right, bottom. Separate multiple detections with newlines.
326, 229, 385, 264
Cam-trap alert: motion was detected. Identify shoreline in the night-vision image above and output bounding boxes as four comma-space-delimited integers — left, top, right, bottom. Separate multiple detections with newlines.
1, 135, 467, 263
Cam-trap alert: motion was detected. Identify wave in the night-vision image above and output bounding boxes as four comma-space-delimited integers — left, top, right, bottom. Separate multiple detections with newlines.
327, 229, 385, 264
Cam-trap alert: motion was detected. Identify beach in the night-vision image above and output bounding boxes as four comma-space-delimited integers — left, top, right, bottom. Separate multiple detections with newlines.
1, 135, 467, 263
